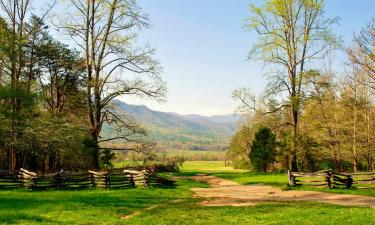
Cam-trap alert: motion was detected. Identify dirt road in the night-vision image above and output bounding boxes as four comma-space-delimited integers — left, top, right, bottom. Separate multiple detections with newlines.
190, 174, 375, 207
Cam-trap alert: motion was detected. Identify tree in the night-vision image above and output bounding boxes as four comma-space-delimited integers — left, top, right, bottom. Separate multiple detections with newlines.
347, 17, 375, 84
0, 9, 95, 172
36, 39, 85, 114
227, 125, 252, 169
59, 0, 166, 169
250, 127, 276, 172
0, 0, 54, 170
245, 0, 338, 171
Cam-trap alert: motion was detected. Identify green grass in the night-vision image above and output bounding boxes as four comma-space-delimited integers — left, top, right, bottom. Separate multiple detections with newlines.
0, 178, 206, 225
166, 150, 226, 161
128, 202, 375, 225
2, 161, 375, 224
213, 172, 287, 187
181, 161, 248, 173
180, 161, 287, 188
294, 185, 375, 197
2, 188, 375, 225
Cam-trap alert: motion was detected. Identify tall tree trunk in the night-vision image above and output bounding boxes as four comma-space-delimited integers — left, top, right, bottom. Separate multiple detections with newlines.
9, 0, 17, 172
353, 74, 358, 173
290, 108, 299, 171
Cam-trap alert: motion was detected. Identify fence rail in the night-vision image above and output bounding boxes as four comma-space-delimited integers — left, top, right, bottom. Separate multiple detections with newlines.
287, 170, 375, 189
0, 168, 175, 190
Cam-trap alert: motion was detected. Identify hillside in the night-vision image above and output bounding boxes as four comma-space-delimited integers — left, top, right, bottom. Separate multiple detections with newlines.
109, 100, 241, 150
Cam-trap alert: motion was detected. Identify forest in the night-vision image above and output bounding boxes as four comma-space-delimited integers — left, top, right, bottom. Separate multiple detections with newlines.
228, 1, 375, 173
0, 0, 374, 175
0, 0, 165, 172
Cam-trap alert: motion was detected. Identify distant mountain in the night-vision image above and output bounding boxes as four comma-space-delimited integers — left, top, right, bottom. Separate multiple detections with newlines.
109, 100, 242, 150
183, 114, 242, 124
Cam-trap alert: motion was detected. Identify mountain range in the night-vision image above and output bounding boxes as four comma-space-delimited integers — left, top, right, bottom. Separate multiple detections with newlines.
110, 100, 242, 150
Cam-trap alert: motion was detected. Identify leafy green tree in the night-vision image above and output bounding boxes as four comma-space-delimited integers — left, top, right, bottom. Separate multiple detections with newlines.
227, 125, 252, 169
245, 0, 339, 171
0, 12, 92, 172
100, 149, 116, 169
250, 127, 276, 172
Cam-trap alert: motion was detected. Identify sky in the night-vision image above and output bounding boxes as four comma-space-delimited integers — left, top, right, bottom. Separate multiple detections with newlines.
121, 0, 375, 116
47, 0, 375, 116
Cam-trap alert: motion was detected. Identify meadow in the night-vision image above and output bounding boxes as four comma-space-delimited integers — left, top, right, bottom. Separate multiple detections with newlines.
112, 150, 227, 168
1, 161, 375, 224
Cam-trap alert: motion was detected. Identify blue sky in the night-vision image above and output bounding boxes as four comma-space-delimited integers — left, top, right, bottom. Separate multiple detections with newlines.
123, 0, 375, 116
51, 0, 373, 116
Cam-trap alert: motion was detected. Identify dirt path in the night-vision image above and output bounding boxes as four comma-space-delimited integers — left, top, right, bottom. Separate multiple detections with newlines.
190, 174, 375, 208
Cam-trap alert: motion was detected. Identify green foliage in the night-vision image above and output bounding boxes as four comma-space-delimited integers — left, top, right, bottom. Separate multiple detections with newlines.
0, 85, 36, 122
226, 126, 252, 169
100, 149, 116, 169
0, 13, 94, 171
250, 127, 276, 172
243, 0, 340, 172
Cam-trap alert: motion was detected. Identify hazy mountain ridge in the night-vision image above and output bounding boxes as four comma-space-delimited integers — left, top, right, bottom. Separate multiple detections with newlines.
111, 100, 241, 148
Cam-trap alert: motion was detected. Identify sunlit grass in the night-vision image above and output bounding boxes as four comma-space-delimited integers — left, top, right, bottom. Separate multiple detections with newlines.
0, 178, 206, 225
129, 202, 375, 225
2, 161, 375, 224
181, 161, 248, 173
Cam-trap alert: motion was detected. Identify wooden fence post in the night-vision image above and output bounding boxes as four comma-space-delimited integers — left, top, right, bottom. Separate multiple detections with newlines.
287, 170, 296, 186
105, 173, 109, 189
90, 173, 96, 188
19, 172, 24, 188
347, 175, 353, 189
129, 174, 135, 187
325, 170, 332, 189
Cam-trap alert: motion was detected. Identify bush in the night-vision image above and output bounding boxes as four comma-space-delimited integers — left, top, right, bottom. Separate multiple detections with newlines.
250, 127, 276, 172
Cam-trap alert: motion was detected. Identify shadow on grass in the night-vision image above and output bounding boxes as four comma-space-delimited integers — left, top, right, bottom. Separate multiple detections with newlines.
0, 212, 48, 224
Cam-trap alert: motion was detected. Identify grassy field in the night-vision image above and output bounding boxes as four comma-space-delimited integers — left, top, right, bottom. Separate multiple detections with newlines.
128, 202, 375, 225
0, 177, 207, 225
1, 161, 375, 224
112, 150, 227, 168
166, 150, 226, 161
181, 161, 247, 173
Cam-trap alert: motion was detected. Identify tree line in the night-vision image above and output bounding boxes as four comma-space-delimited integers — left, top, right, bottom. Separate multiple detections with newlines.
0, 0, 165, 173
228, 0, 375, 172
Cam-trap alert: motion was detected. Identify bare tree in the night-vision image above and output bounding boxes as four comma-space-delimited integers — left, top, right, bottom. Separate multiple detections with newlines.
59, 0, 166, 168
347, 17, 375, 84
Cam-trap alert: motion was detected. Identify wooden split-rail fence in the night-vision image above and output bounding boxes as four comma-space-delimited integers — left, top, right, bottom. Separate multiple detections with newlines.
0, 168, 175, 190
288, 170, 375, 189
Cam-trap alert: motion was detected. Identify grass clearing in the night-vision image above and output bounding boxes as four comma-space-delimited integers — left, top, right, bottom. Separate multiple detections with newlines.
181, 161, 248, 174
2, 161, 375, 224
0, 178, 206, 225
128, 202, 375, 225
166, 150, 226, 161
